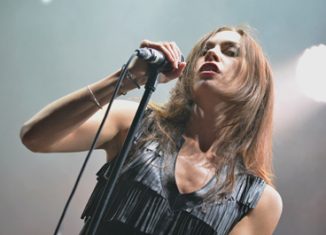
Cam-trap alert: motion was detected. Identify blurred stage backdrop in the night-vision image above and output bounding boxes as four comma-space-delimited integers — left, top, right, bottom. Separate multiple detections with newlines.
1, 0, 325, 234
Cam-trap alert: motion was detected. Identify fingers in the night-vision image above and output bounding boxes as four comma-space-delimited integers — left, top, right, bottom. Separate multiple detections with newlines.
159, 61, 187, 83
139, 39, 187, 84
165, 42, 180, 68
171, 41, 183, 64
140, 40, 183, 69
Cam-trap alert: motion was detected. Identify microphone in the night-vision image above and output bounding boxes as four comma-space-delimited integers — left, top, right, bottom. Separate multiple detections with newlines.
135, 47, 184, 72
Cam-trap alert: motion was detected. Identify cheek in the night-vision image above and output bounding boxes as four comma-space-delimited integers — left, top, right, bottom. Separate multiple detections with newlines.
223, 60, 241, 79
194, 57, 205, 72
225, 60, 239, 70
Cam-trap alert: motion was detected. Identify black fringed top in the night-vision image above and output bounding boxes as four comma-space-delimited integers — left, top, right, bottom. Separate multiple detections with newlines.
80, 115, 266, 235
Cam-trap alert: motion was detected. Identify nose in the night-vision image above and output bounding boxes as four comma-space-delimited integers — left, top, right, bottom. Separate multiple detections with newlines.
205, 47, 220, 62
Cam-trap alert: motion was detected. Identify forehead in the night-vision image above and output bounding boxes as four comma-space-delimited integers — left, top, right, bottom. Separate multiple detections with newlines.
207, 30, 241, 45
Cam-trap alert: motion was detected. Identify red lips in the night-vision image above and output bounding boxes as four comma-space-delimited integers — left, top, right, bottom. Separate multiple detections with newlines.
199, 62, 220, 74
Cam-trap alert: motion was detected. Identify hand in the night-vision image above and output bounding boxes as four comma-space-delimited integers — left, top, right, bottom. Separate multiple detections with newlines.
139, 40, 186, 83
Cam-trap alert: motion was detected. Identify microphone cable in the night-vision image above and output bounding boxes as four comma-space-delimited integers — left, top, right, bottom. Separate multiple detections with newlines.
53, 52, 138, 235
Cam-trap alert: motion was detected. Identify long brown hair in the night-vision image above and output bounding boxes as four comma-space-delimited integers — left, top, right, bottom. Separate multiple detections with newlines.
139, 26, 274, 192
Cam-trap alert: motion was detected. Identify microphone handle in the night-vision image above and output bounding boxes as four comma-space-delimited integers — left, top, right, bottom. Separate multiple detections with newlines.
135, 48, 171, 72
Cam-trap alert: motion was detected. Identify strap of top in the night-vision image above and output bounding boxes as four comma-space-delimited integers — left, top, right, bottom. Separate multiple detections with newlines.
234, 174, 266, 208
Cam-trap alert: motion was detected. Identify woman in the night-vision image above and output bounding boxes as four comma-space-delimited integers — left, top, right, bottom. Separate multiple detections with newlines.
20, 26, 282, 234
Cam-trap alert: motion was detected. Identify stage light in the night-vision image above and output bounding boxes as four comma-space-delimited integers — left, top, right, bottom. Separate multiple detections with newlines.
41, 0, 53, 5
296, 44, 326, 102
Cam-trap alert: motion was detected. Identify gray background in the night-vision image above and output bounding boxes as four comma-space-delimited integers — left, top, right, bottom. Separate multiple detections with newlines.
1, 0, 326, 234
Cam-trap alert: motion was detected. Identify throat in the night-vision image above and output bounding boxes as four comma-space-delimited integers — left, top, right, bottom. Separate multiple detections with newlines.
184, 132, 216, 154
184, 120, 218, 153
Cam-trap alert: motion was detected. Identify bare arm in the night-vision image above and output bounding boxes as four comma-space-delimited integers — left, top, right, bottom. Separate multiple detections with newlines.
20, 40, 186, 158
20, 69, 144, 154
229, 184, 283, 235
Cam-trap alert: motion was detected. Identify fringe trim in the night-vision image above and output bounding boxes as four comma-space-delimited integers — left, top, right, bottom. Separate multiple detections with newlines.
81, 170, 265, 235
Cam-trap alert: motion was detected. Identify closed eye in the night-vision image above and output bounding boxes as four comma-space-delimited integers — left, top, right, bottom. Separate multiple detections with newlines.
201, 41, 215, 55
221, 42, 240, 57
200, 41, 240, 57
223, 47, 239, 57
200, 46, 211, 56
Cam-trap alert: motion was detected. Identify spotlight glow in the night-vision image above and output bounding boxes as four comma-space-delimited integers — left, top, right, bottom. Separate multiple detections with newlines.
296, 44, 326, 102
41, 0, 53, 4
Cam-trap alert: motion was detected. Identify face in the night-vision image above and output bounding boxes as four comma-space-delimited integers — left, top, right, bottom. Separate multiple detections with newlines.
191, 30, 242, 106
195, 30, 242, 82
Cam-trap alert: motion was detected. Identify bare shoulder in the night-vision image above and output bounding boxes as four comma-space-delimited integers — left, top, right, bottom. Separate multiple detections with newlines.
229, 184, 283, 235
251, 184, 283, 232
256, 184, 283, 215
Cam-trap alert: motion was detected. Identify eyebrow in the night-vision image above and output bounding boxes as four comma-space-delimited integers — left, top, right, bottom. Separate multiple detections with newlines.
205, 40, 240, 48
221, 41, 240, 48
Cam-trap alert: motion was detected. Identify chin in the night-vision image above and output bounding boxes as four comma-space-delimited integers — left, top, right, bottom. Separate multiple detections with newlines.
193, 81, 220, 99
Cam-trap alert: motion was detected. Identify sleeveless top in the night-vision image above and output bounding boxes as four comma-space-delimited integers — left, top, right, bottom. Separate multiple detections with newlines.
80, 113, 266, 235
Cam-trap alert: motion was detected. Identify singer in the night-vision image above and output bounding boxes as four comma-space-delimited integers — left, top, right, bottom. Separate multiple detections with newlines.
20, 26, 282, 234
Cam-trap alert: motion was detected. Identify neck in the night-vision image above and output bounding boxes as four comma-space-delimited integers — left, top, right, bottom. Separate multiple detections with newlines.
184, 104, 222, 152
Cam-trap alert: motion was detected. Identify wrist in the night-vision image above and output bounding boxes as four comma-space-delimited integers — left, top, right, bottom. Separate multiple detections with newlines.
87, 85, 102, 109
119, 69, 147, 95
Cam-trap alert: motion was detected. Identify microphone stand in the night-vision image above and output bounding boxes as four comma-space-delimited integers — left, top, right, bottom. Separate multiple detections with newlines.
84, 65, 160, 235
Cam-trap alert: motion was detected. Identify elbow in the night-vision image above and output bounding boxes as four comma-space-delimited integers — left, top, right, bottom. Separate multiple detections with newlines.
20, 124, 49, 153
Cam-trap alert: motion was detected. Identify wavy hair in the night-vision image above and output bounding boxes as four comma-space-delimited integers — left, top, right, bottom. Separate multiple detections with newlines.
139, 26, 274, 193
